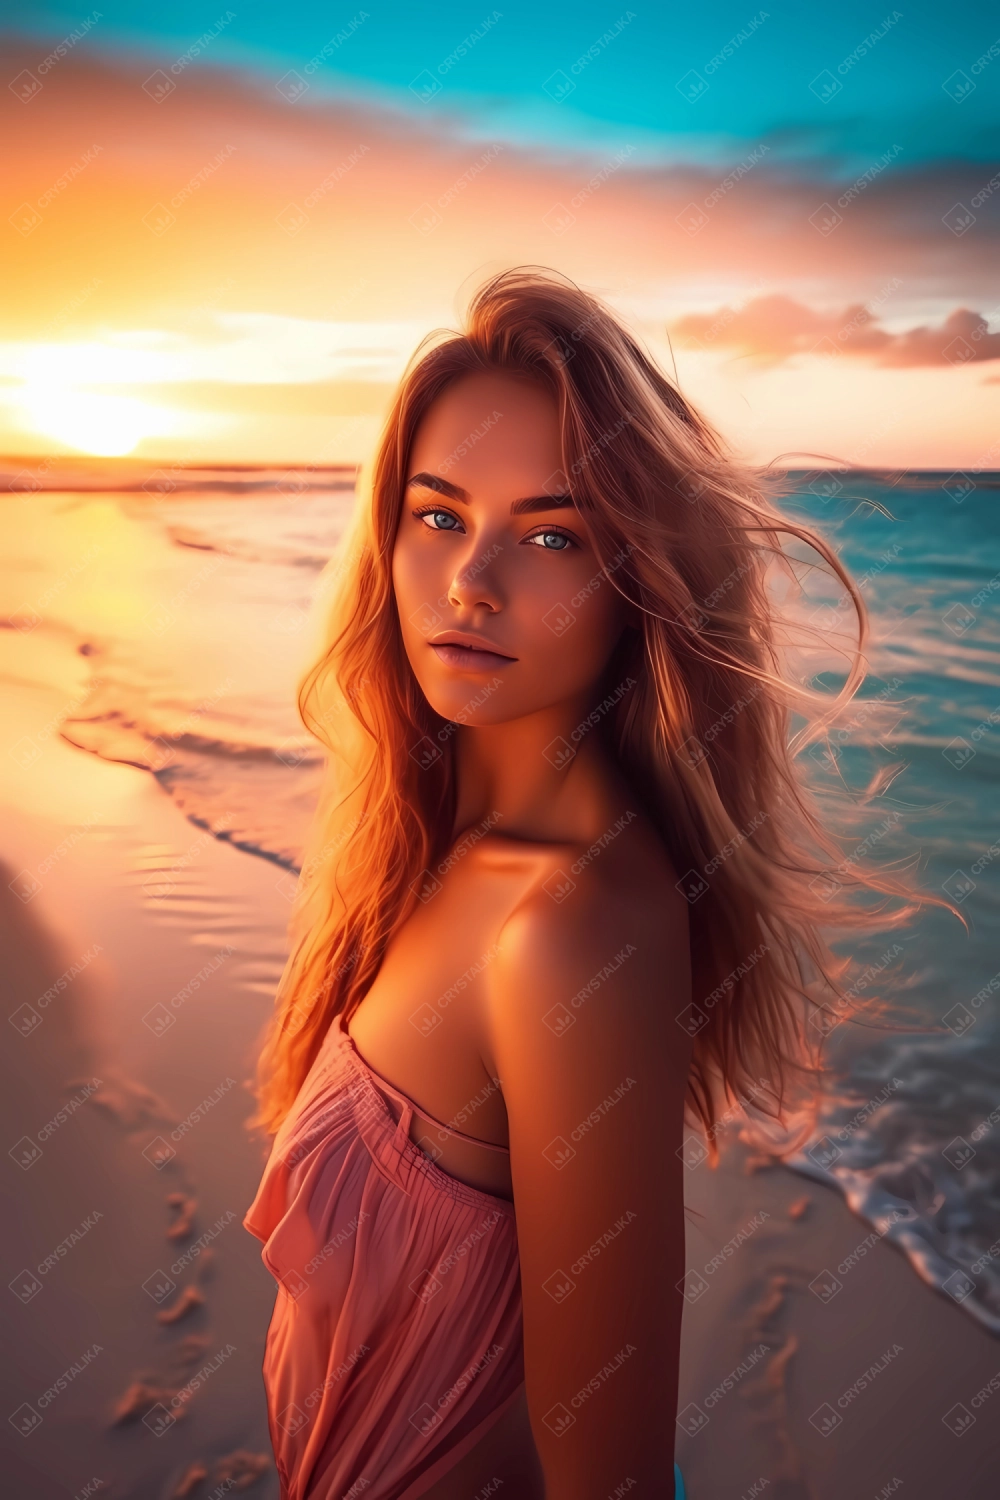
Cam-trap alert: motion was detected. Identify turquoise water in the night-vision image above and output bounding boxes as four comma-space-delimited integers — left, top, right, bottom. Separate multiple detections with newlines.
780, 470, 1000, 1333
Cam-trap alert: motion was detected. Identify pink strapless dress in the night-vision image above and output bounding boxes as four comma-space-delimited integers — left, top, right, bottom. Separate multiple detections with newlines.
243, 1016, 524, 1499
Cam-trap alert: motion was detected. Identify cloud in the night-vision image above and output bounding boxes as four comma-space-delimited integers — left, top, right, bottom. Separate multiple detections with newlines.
670, 295, 1000, 368
3, 38, 998, 337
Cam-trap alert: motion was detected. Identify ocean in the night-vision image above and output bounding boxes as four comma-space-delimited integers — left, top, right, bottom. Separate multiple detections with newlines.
3, 457, 998, 1338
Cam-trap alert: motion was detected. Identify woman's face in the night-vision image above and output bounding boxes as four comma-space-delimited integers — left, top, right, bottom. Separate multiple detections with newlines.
391, 369, 630, 729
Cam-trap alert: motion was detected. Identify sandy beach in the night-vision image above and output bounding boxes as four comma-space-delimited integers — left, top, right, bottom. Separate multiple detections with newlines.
1, 664, 285, 1499
677, 1141, 1000, 1498
5, 659, 999, 1500
2, 468, 999, 1499
7, 672, 1000, 1500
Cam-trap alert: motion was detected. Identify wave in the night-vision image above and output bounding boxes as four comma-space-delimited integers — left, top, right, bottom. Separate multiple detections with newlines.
165, 523, 334, 570
784, 1024, 1000, 1334
58, 665, 324, 874
0, 456, 359, 495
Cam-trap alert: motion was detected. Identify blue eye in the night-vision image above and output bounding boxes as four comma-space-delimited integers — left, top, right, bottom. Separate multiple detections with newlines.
418, 509, 462, 532
527, 530, 572, 551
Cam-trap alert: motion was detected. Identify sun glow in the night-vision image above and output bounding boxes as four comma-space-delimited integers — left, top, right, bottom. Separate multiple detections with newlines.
15, 383, 180, 457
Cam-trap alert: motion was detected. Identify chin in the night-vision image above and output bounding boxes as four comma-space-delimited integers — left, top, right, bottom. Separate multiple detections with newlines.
415, 674, 522, 728
427, 692, 515, 728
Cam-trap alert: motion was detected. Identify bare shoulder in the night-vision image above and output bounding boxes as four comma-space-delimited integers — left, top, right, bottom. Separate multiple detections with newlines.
469, 809, 688, 937
478, 812, 692, 1057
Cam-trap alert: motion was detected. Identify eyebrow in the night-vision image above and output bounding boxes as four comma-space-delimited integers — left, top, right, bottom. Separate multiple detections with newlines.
406, 471, 574, 515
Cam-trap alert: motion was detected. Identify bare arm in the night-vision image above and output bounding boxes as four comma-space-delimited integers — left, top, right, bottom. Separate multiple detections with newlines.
485, 867, 693, 1500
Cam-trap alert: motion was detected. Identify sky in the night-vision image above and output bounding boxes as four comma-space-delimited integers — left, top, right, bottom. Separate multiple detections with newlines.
2, 0, 999, 468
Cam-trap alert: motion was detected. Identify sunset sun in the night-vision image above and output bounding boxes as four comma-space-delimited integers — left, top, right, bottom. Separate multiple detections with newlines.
16, 383, 179, 458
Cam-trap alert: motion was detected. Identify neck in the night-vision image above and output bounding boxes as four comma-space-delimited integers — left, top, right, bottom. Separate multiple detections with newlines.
449, 691, 629, 847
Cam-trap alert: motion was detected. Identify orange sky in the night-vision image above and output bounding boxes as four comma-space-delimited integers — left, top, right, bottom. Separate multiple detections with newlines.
3, 42, 998, 470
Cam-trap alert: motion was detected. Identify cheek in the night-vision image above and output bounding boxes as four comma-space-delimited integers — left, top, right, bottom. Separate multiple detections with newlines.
518, 573, 623, 687
392, 537, 441, 634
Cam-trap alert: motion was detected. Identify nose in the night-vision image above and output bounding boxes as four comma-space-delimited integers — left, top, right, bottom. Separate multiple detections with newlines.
445, 540, 505, 614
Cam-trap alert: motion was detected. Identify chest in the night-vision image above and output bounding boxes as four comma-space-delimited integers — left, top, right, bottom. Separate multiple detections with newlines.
343, 850, 543, 1195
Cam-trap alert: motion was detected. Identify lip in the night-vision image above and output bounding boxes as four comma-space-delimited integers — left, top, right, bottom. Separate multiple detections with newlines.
429, 631, 518, 673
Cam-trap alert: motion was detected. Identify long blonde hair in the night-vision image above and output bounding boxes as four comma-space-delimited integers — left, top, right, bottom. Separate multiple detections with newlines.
249, 266, 958, 1152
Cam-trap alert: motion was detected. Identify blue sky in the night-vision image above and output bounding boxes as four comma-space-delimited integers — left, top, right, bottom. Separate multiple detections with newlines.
7, 0, 1000, 171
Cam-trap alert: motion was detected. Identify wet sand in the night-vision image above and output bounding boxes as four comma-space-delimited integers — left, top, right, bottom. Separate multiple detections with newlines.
2, 663, 998, 1500
1, 671, 284, 1499
677, 1144, 1000, 1498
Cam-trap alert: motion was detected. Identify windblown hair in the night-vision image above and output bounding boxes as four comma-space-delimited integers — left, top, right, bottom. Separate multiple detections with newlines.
249, 266, 956, 1153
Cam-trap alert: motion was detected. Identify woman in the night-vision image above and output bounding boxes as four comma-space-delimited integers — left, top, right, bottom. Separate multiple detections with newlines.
244, 268, 931, 1499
